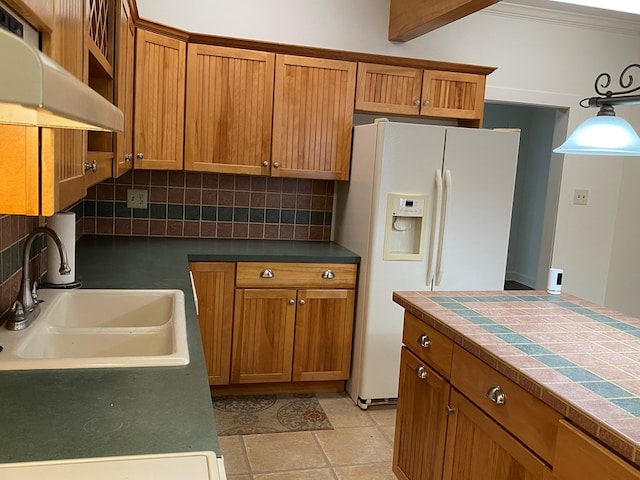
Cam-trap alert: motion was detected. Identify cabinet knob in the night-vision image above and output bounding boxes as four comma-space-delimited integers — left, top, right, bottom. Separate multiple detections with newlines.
486, 385, 506, 405
124, 153, 133, 162
262, 161, 269, 167
416, 365, 428, 380
136, 152, 144, 160
445, 406, 456, 415
321, 270, 335, 279
289, 299, 295, 305
418, 334, 431, 348
423, 100, 430, 106
413, 100, 421, 106
260, 269, 274, 278
273, 162, 280, 168
299, 299, 306, 306
84, 160, 97, 173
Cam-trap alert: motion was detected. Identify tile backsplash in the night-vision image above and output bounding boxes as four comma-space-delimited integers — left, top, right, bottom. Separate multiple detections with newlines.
82, 170, 334, 241
1, 170, 335, 317
0, 215, 44, 317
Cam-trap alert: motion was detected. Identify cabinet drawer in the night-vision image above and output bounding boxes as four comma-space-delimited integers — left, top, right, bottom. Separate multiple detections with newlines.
450, 345, 561, 465
236, 262, 357, 288
402, 312, 453, 379
554, 420, 640, 480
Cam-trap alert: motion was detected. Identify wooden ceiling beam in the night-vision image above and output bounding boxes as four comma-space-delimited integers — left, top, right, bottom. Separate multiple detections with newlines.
389, 0, 500, 42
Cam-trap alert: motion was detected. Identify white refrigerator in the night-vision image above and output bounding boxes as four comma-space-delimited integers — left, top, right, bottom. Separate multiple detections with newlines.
334, 121, 520, 408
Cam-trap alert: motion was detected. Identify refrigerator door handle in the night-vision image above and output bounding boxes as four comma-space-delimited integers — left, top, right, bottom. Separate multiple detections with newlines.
427, 169, 443, 285
435, 169, 452, 286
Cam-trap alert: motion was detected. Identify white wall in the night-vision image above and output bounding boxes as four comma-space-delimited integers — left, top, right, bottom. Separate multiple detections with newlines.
137, 0, 640, 310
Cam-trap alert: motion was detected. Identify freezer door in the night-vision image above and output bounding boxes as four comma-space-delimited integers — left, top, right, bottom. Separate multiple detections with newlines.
433, 128, 520, 291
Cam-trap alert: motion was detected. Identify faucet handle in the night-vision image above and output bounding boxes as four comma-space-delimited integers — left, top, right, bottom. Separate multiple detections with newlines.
31, 281, 39, 304
12, 300, 25, 318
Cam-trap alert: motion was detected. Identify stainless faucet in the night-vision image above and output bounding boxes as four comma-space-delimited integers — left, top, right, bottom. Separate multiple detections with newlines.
3, 226, 71, 331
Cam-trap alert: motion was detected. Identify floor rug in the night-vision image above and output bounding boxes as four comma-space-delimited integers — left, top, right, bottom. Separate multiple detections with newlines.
212, 393, 333, 436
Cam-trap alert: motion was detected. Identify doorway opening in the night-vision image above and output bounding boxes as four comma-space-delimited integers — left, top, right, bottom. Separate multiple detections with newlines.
483, 102, 565, 291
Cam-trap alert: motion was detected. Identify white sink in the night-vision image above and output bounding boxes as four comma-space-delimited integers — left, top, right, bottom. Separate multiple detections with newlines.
0, 289, 189, 370
0, 451, 226, 480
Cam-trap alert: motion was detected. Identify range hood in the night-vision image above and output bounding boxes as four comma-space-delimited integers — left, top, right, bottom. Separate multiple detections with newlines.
0, 27, 124, 132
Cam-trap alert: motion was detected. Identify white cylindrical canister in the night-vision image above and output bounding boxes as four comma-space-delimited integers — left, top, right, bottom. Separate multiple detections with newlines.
547, 268, 563, 294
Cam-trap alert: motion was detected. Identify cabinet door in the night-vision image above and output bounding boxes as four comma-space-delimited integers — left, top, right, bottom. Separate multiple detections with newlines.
134, 29, 186, 170
114, 0, 135, 177
0, 126, 40, 215
272, 55, 356, 181
185, 45, 275, 175
355, 63, 422, 115
44, 0, 87, 215
443, 389, 546, 480
292, 288, 355, 382
393, 347, 450, 480
421, 70, 485, 124
190, 262, 235, 386
232, 289, 296, 384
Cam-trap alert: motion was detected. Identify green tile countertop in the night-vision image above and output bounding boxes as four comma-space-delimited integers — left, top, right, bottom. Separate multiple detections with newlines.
0, 235, 359, 464
393, 290, 640, 469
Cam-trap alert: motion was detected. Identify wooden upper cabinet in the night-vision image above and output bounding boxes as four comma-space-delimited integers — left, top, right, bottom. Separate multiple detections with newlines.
134, 29, 186, 170
355, 63, 422, 115
355, 62, 487, 126
45, 0, 87, 214
421, 70, 486, 122
114, 0, 135, 177
184, 45, 275, 175
272, 55, 356, 181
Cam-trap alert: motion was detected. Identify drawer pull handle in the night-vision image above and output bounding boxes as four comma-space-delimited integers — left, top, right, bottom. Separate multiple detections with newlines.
418, 334, 431, 348
487, 385, 506, 405
322, 270, 335, 279
289, 299, 295, 305
260, 269, 274, 278
416, 365, 428, 380
84, 160, 97, 173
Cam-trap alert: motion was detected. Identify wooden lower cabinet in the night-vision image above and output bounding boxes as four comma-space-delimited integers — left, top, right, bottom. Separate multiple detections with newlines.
189, 262, 235, 385
232, 288, 297, 384
292, 288, 355, 382
393, 347, 450, 480
193, 261, 357, 389
443, 390, 546, 480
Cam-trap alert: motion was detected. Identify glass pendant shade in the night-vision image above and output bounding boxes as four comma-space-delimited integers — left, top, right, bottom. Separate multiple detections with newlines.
554, 111, 640, 156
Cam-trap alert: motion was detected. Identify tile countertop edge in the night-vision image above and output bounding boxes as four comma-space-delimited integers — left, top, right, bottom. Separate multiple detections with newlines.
0, 235, 360, 465
392, 290, 640, 470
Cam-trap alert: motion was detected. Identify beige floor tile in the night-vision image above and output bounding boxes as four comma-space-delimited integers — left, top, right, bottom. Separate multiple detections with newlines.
227, 476, 252, 480
244, 431, 328, 473
316, 393, 374, 428
314, 426, 393, 466
366, 405, 396, 427
379, 425, 395, 445
334, 462, 396, 480
219, 435, 251, 476
254, 469, 336, 479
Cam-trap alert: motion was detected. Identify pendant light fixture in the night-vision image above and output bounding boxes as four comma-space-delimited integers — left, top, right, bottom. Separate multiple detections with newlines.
554, 64, 640, 156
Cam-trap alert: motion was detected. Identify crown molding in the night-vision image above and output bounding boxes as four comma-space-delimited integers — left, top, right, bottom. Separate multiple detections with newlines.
483, 2, 640, 36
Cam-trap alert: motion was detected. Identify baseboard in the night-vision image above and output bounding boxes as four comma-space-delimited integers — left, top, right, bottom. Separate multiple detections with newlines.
210, 380, 346, 396
505, 270, 536, 289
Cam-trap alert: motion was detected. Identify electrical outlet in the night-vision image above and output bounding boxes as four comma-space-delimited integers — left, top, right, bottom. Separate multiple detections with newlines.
127, 189, 148, 209
573, 189, 589, 205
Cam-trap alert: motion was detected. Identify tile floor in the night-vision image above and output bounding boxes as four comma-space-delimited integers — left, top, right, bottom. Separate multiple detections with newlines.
218, 392, 397, 480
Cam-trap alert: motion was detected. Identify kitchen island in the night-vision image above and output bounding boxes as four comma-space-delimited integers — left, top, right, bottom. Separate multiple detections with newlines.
0, 235, 358, 464
393, 290, 640, 480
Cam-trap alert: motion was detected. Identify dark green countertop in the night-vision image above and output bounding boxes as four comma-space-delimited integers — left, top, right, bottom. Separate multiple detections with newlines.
0, 235, 359, 463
